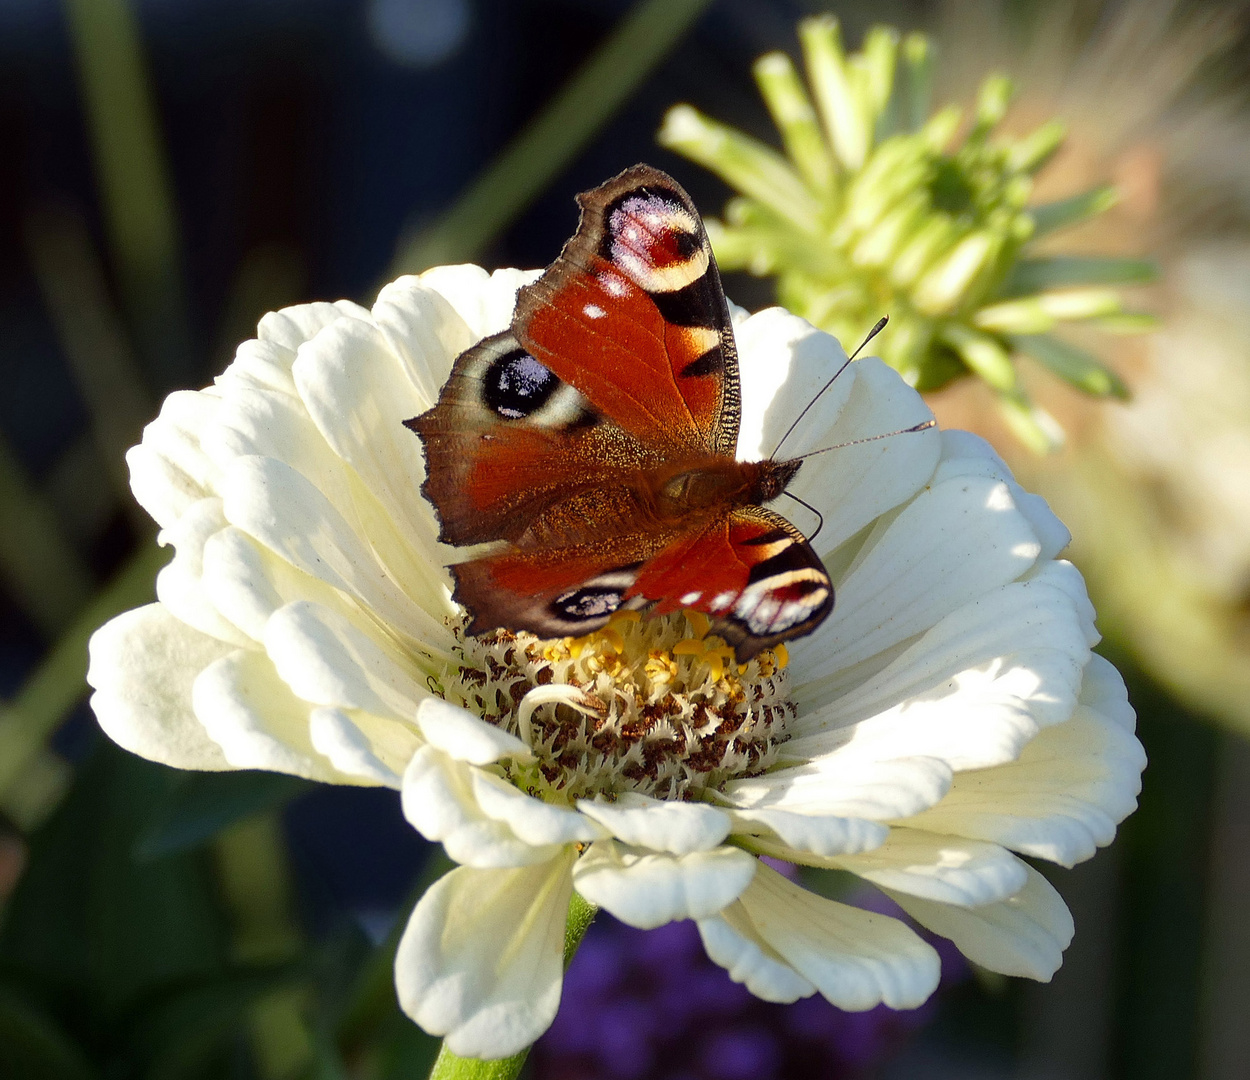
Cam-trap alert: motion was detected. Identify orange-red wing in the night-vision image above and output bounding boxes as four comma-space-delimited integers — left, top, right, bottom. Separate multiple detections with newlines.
515, 165, 741, 458
630, 507, 833, 661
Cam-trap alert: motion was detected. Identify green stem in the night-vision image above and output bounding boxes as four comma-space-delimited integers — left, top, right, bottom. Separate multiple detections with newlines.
425, 891, 598, 1080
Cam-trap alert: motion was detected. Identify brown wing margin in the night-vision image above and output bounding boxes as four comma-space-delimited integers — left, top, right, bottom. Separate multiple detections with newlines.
514, 165, 742, 457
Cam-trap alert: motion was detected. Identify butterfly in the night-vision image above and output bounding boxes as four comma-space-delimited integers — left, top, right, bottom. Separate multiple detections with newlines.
408, 164, 833, 662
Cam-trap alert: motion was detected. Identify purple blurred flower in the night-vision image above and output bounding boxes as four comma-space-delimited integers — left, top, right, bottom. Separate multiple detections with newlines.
531, 885, 966, 1080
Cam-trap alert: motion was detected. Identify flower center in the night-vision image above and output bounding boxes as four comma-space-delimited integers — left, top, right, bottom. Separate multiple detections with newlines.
434, 610, 796, 802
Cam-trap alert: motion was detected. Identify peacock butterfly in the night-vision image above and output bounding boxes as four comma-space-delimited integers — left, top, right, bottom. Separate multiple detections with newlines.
407, 164, 834, 662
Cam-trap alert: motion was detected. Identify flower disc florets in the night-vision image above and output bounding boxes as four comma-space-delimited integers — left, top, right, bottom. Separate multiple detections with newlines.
439, 611, 795, 803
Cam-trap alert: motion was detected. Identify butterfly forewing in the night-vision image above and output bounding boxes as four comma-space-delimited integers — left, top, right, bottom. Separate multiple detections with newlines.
515, 165, 741, 457
408, 331, 656, 546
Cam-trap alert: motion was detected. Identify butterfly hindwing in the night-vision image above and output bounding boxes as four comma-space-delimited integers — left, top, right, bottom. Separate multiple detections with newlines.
447, 504, 831, 662
515, 165, 741, 457
631, 506, 833, 660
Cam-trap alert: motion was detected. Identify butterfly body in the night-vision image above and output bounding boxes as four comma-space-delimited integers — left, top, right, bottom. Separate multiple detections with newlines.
409, 165, 834, 660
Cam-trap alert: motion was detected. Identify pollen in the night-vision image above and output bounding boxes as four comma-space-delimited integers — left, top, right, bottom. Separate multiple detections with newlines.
436, 611, 796, 803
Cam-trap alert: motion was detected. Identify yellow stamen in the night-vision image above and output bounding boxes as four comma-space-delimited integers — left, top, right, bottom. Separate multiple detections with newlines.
568, 637, 586, 660
706, 645, 735, 663
672, 639, 707, 657
773, 643, 789, 669
707, 655, 725, 683
683, 609, 711, 639
610, 610, 642, 624
600, 626, 626, 655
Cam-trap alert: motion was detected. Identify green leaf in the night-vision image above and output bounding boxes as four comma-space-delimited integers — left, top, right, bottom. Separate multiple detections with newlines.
658, 106, 821, 231
0, 990, 96, 1080
999, 255, 1157, 295
799, 15, 869, 170
134, 966, 300, 1080
940, 323, 1016, 391
752, 51, 833, 192
0, 744, 228, 1019
1012, 333, 1130, 398
1027, 186, 1118, 238
135, 771, 313, 860
997, 389, 1065, 453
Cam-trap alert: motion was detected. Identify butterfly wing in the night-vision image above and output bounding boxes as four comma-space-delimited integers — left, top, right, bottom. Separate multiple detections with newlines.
407, 331, 656, 545
632, 506, 833, 660
515, 164, 741, 457
449, 505, 832, 662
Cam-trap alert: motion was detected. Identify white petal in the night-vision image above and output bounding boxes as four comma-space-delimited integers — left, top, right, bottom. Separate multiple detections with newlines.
697, 907, 817, 1003
728, 807, 889, 857
935, 430, 1070, 562
371, 275, 477, 404
1079, 652, 1136, 730
735, 308, 857, 462
888, 864, 1074, 981
395, 851, 574, 1059
87, 604, 232, 770
722, 753, 951, 821
401, 746, 562, 867
790, 571, 1090, 772
191, 648, 351, 782
217, 338, 299, 396
834, 828, 1028, 906
795, 470, 1042, 682
127, 390, 222, 530
470, 770, 602, 846
291, 316, 446, 573
415, 697, 532, 765
309, 707, 404, 786
902, 678, 1145, 867
795, 357, 940, 555
734, 309, 939, 556
201, 525, 348, 642
417, 265, 540, 341
222, 455, 447, 644
576, 793, 731, 854
155, 497, 252, 646
712, 863, 942, 1010
264, 600, 430, 720
572, 840, 757, 928
256, 299, 370, 353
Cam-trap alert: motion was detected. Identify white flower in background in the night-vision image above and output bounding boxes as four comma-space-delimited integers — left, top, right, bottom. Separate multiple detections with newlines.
87, 267, 1145, 1060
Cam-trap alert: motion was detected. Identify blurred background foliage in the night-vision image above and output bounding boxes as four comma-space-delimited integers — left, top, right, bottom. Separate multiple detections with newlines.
0, 0, 1248, 1078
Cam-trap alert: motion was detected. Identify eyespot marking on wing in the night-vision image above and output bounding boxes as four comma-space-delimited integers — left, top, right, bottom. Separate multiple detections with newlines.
605, 189, 709, 294
733, 570, 832, 636
480, 346, 594, 428
545, 567, 645, 633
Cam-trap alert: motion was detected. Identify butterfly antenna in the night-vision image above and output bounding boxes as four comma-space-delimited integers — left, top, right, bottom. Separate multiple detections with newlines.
780, 489, 825, 543
770, 316, 889, 460
793, 418, 937, 462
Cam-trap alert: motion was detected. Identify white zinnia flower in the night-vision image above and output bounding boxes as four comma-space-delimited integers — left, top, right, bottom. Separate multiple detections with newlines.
87, 266, 1145, 1060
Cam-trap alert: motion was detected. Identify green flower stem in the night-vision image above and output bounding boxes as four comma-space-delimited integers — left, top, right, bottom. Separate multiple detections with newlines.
425, 892, 598, 1080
